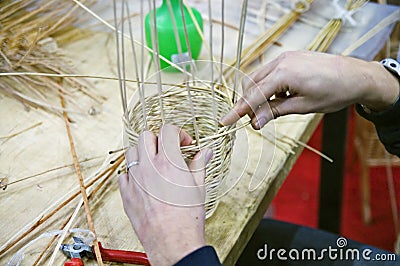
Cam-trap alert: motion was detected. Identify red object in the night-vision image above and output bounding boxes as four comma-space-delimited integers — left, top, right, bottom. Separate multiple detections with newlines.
272, 114, 400, 252
64, 258, 84, 266
96, 242, 150, 265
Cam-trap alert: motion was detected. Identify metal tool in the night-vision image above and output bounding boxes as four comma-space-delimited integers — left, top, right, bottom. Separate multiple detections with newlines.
60, 237, 150, 266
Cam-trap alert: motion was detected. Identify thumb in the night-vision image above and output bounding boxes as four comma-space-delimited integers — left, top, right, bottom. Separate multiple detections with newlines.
189, 148, 213, 187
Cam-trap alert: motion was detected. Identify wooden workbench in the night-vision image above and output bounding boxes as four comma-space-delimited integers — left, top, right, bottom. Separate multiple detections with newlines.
0, 1, 397, 265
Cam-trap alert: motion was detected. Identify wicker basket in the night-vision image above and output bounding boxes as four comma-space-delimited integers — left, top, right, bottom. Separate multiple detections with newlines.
124, 83, 236, 218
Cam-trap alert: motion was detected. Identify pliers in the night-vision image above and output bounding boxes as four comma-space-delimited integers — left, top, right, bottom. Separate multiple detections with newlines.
60, 237, 150, 265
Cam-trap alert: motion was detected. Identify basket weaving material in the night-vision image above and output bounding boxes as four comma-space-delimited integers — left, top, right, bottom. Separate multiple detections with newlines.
124, 84, 236, 217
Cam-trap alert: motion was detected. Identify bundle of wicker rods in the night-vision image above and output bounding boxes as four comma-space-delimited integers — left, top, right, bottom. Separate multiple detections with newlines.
307, 0, 367, 52
0, 0, 98, 113
124, 84, 236, 218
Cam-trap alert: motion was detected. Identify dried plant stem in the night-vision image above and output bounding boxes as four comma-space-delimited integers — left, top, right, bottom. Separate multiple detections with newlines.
182, 0, 228, 88
308, 0, 367, 52
0, 122, 42, 140
1, 156, 103, 190
32, 154, 123, 266
308, 19, 343, 52
59, 90, 103, 265
0, 158, 117, 256
32, 213, 74, 266
342, 8, 400, 56
224, 0, 314, 78
71, 0, 186, 74
0, 0, 98, 113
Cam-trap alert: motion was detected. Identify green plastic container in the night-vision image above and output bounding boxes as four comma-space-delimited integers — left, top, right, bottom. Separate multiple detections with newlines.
145, 0, 203, 70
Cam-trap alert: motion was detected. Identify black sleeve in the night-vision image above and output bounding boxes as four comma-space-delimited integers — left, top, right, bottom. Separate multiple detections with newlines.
355, 98, 400, 157
174, 246, 222, 266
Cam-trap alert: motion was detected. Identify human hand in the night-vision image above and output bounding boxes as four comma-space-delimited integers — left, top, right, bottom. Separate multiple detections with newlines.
119, 124, 213, 266
220, 50, 399, 129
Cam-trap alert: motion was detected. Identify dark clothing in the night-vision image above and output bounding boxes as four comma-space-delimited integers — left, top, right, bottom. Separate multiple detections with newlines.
355, 99, 400, 157
174, 246, 221, 266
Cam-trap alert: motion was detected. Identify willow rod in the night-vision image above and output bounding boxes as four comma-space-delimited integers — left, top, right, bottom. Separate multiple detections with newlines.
121, 0, 129, 120
166, 0, 185, 66
179, 0, 197, 84
307, 0, 367, 53
59, 90, 104, 265
148, 0, 165, 122
232, 0, 249, 104
182, 0, 229, 89
126, 1, 148, 129
225, 0, 314, 78
71, 0, 187, 74
219, 0, 225, 89
32, 154, 124, 266
177, 0, 200, 144
0, 122, 42, 140
208, 0, 218, 131
0, 153, 121, 256
342, 8, 400, 56
0, 156, 102, 190
113, 0, 128, 117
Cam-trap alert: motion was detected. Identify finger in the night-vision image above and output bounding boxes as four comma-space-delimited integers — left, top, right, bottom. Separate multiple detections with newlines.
242, 57, 279, 88
118, 173, 144, 222
220, 56, 283, 126
189, 148, 212, 188
118, 172, 129, 188
252, 96, 308, 129
179, 128, 193, 147
125, 146, 139, 172
157, 125, 186, 165
220, 84, 269, 126
251, 101, 275, 129
118, 173, 136, 209
138, 130, 157, 162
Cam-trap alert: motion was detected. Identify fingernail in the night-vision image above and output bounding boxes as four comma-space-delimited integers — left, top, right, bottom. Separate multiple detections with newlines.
256, 117, 267, 129
205, 149, 213, 163
219, 116, 227, 126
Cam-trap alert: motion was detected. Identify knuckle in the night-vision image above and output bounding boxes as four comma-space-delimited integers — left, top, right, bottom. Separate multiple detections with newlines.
161, 124, 179, 134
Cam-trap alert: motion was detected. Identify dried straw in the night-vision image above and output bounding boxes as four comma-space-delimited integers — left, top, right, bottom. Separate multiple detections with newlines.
307, 0, 367, 52
0, 0, 98, 113
224, 0, 315, 78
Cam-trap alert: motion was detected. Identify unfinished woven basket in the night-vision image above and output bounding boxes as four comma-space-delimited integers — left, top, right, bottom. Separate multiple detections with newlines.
124, 83, 235, 218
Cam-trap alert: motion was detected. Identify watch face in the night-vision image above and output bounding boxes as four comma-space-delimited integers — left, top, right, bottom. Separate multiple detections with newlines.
380, 58, 400, 77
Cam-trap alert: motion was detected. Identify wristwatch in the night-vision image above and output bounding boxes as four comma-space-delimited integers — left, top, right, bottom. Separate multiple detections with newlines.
361, 58, 400, 114
380, 58, 400, 78
380, 58, 400, 106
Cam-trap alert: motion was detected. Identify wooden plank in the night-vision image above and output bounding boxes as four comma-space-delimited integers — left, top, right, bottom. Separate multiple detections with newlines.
0, 29, 320, 264
1, 0, 396, 264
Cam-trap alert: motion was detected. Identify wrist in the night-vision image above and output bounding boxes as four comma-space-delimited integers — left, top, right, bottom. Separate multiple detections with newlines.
359, 60, 400, 112
148, 233, 206, 265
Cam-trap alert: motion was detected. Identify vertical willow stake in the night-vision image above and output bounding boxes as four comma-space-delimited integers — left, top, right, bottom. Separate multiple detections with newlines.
113, 0, 127, 118
219, 0, 225, 89
149, 0, 165, 122
126, 2, 148, 130
232, 0, 249, 104
120, 0, 129, 120
208, 0, 218, 131
178, 0, 200, 144
140, 0, 148, 130
225, 0, 314, 78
